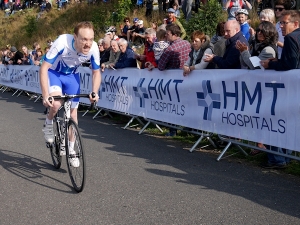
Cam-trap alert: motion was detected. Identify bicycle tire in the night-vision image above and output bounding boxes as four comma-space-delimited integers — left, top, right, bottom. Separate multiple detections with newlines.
65, 118, 86, 192
50, 118, 62, 169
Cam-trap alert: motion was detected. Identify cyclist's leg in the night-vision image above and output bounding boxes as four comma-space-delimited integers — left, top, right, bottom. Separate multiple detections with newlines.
60, 73, 80, 166
60, 73, 80, 123
47, 70, 64, 120
43, 70, 63, 143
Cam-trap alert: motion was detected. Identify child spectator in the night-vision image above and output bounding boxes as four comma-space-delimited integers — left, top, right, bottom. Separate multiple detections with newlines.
236, 9, 250, 41
153, 29, 169, 63
172, 3, 180, 18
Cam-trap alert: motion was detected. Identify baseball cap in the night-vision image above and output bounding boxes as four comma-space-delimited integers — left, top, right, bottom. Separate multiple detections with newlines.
167, 8, 176, 13
138, 20, 143, 25
10, 46, 17, 52
133, 17, 139, 23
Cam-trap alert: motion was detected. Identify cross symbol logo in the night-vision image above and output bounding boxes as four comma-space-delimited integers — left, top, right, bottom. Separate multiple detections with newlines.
133, 78, 149, 108
196, 80, 221, 120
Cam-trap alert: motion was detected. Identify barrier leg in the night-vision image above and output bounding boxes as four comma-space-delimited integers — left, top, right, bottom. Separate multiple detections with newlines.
216, 141, 232, 161
155, 123, 163, 133
17, 90, 24, 97
12, 89, 20, 96
123, 116, 136, 129
189, 135, 204, 152
236, 144, 248, 156
136, 117, 145, 126
2, 86, 8, 93
138, 121, 151, 134
207, 136, 217, 149
34, 95, 42, 102
92, 108, 104, 119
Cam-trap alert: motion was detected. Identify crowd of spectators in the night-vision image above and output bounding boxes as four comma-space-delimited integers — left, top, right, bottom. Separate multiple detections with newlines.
2, 0, 300, 169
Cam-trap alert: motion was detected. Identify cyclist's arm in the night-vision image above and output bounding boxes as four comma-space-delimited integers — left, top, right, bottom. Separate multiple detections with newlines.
91, 68, 101, 101
39, 61, 53, 106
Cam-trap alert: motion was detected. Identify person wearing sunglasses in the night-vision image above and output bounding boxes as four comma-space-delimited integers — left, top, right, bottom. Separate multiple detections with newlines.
119, 17, 131, 40
237, 21, 278, 70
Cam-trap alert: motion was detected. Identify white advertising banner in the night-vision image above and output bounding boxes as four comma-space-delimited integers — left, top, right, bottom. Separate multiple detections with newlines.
0, 65, 299, 151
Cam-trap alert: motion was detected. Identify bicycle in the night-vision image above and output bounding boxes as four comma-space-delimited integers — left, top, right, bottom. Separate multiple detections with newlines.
46, 93, 95, 193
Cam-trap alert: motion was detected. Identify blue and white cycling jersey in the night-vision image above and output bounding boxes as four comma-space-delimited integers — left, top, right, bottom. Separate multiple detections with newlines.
44, 34, 100, 74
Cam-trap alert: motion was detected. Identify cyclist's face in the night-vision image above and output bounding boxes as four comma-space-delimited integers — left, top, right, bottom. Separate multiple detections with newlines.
74, 27, 94, 55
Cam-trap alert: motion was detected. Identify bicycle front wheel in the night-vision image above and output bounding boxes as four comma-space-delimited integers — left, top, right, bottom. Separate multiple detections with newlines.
50, 118, 62, 169
65, 119, 86, 193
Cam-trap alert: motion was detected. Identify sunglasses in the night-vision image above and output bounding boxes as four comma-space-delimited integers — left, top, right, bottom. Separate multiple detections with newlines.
256, 28, 263, 33
275, 7, 284, 11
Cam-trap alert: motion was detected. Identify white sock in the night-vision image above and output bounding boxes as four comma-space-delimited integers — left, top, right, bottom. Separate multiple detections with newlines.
69, 141, 75, 149
45, 117, 53, 125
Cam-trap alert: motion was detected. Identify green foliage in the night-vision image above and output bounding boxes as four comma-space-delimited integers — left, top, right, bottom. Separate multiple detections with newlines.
185, 0, 227, 38
24, 15, 38, 38
106, 0, 133, 26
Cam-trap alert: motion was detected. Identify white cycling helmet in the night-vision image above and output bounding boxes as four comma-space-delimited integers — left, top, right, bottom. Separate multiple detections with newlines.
236, 9, 249, 15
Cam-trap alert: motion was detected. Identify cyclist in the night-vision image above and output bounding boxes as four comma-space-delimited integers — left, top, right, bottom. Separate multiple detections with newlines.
39, 21, 101, 167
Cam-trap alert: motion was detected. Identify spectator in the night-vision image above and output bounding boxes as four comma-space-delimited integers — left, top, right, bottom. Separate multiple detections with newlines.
158, 23, 190, 71
183, 31, 214, 76
98, 38, 105, 58
153, 29, 169, 63
225, 0, 252, 20
172, 2, 180, 18
100, 37, 111, 65
151, 21, 158, 31
118, 17, 131, 39
260, 8, 276, 23
274, 0, 291, 59
45, 0, 51, 11
127, 18, 139, 42
145, 0, 153, 17
165, 8, 186, 39
21, 45, 32, 65
237, 21, 278, 69
47, 38, 53, 47
101, 40, 121, 71
261, 10, 300, 70
32, 48, 43, 66
157, 23, 190, 137
105, 26, 119, 41
115, 38, 137, 69
135, 28, 158, 70
158, 0, 167, 13
204, 20, 248, 69
2, 49, 9, 65
211, 21, 226, 58
249, 9, 276, 42
131, 20, 146, 48
40, 46, 50, 65
31, 42, 40, 56
182, 0, 193, 21
236, 21, 278, 156
8, 46, 24, 65
236, 9, 250, 41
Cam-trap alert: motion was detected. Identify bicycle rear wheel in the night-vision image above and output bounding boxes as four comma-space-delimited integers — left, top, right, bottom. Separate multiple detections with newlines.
65, 119, 86, 192
50, 118, 62, 169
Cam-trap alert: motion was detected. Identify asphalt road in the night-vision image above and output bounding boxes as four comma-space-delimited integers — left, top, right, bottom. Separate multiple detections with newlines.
0, 91, 300, 225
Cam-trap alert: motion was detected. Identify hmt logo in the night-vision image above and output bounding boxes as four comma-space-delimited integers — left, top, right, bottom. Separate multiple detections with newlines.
133, 78, 185, 116
196, 80, 286, 134
196, 80, 221, 120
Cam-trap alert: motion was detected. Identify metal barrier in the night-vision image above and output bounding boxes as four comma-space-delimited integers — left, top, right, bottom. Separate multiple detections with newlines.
217, 134, 300, 162
138, 118, 217, 153
2, 84, 300, 163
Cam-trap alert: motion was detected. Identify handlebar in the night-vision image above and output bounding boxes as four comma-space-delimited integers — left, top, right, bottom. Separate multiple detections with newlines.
48, 92, 96, 111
